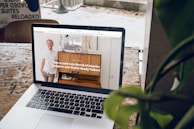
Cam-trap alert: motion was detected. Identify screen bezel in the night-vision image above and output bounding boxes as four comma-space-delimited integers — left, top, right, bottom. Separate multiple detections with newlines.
31, 23, 125, 94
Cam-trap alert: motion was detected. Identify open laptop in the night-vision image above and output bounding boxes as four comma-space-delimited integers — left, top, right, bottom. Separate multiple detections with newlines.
0, 24, 125, 129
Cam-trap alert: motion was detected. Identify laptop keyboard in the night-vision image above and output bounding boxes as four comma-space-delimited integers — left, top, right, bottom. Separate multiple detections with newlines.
26, 89, 106, 119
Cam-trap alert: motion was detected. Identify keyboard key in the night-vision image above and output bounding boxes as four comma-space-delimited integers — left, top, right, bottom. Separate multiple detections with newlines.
91, 113, 97, 118
48, 107, 73, 114
73, 111, 80, 115
97, 116, 102, 119
92, 109, 103, 114
80, 112, 85, 116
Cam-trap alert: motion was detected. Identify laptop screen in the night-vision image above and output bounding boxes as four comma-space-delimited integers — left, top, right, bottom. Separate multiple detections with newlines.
32, 24, 125, 93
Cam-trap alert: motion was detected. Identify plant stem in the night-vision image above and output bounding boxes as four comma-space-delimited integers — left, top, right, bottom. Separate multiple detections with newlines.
147, 35, 194, 92
160, 52, 194, 78
117, 91, 194, 103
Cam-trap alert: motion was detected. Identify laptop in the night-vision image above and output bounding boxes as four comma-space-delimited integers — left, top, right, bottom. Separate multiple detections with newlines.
0, 24, 125, 129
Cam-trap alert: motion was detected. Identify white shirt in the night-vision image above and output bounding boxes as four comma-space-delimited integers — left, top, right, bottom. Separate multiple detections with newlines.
43, 50, 57, 74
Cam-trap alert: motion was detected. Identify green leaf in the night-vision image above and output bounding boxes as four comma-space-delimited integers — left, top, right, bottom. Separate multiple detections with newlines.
118, 86, 163, 102
119, 86, 144, 96
115, 105, 139, 129
103, 91, 125, 120
132, 124, 142, 129
104, 86, 142, 129
150, 109, 173, 129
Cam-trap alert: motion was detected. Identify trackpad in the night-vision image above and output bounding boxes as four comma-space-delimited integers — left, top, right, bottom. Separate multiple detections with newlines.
36, 114, 73, 129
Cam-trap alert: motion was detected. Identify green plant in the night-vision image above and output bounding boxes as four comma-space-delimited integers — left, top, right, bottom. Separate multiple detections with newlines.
103, 1, 194, 129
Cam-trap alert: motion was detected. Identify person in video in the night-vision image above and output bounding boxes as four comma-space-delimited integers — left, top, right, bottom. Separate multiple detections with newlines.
41, 39, 58, 82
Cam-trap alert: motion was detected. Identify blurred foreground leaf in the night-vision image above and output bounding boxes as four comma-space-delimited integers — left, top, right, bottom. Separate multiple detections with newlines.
150, 109, 173, 129
104, 86, 174, 129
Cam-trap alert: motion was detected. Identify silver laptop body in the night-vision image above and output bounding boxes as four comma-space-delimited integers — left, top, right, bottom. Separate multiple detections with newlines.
0, 24, 125, 129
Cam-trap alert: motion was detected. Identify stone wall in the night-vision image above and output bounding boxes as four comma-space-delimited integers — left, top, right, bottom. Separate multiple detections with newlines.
123, 47, 140, 86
